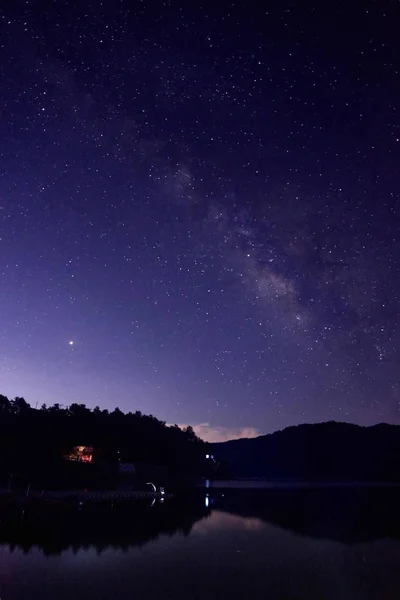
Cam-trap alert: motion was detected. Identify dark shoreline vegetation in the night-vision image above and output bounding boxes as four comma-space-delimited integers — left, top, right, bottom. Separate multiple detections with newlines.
0, 394, 206, 492
1, 394, 400, 560
1, 394, 399, 494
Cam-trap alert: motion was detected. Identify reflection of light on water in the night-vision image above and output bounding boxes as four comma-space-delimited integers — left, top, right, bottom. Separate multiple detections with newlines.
193, 510, 265, 534
205, 494, 209, 508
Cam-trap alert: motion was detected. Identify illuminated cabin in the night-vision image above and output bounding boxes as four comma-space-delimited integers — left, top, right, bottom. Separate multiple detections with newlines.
64, 445, 94, 463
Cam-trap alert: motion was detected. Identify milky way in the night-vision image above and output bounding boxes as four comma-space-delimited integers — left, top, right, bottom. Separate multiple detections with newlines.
0, 1, 399, 440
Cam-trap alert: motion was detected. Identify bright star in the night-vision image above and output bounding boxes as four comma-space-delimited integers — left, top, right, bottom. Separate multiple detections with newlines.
68, 341, 74, 346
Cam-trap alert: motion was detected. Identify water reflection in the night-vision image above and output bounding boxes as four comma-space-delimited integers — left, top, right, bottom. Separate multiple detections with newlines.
0, 497, 211, 556
210, 485, 400, 543
193, 510, 266, 534
1, 486, 399, 556
1, 489, 400, 600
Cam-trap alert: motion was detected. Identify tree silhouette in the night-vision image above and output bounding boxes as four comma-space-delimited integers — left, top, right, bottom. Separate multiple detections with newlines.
0, 393, 207, 490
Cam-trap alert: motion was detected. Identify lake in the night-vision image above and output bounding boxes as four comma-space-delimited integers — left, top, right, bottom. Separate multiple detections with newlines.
1, 486, 400, 599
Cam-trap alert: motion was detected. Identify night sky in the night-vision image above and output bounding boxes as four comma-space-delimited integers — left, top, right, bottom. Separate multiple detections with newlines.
1, 1, 399, 441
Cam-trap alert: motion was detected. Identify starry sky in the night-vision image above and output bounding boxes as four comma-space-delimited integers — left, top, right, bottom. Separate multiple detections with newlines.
0, 1, 399, 441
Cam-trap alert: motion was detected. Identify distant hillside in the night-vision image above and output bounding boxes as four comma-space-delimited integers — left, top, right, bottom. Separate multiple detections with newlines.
211, 422, 400, 481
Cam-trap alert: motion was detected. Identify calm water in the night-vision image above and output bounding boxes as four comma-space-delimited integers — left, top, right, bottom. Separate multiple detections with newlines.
1, 488, 400, 599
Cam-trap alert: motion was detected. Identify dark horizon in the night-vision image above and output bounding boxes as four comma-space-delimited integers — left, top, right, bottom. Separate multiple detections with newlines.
210, 418, 400, 444
1, 391, 398, 443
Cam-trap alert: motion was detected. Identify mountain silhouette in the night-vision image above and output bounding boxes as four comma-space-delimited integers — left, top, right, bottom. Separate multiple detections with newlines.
212, 421, 400, 481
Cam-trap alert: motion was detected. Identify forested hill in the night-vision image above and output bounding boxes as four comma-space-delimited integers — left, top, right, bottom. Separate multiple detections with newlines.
0, 394, 205, 481
212, 421, 400, 481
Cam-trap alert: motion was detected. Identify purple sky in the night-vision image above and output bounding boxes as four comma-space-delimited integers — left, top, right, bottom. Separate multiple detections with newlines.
1, 1, 399, 441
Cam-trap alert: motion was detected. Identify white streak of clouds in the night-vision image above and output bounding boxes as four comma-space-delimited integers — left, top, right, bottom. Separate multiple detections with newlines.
172, 422, 261, 443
